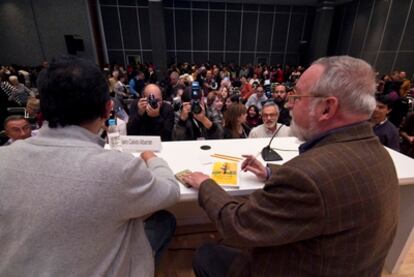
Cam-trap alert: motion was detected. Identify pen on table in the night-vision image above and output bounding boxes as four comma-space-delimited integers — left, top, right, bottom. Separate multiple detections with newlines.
210, 154, 243, 162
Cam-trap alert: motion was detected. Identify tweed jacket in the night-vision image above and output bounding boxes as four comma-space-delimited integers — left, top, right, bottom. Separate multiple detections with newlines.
0, 124, 180, 277
198, 122, 399, 276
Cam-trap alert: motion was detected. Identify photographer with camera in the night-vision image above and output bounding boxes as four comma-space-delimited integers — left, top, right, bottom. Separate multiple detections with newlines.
172, 82, 223, 140
127, 84, 175, 141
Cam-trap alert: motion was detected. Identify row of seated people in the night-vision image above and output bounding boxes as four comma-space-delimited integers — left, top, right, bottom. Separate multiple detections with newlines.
2, 60, 414, 155
3, 80, 414, 160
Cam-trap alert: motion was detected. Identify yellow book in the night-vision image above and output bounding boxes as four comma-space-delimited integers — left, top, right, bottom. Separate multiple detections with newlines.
211, 162, 239, 188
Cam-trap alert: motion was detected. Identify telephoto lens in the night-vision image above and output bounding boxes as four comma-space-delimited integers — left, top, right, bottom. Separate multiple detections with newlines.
191, 81, 202, 114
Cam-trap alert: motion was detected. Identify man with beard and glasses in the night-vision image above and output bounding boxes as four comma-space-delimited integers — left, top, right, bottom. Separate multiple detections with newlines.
182, 56, 399, 277
271, 84, 291, 126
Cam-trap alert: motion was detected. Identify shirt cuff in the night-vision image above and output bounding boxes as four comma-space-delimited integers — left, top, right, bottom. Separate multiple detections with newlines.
265, 166, 271, 181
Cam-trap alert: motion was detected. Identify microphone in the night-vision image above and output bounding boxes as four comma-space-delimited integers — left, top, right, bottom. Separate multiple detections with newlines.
261, 124, 283, 161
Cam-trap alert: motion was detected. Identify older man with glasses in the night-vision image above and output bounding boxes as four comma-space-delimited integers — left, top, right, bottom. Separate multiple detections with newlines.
248, 101, 290, 138
183, 56, 399, 277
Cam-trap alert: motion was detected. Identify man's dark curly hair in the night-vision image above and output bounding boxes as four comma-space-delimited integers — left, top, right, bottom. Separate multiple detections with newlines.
37, 56, 110, 128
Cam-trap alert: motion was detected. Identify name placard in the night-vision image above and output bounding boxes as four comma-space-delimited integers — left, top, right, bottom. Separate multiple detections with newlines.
120, 135, 162, 153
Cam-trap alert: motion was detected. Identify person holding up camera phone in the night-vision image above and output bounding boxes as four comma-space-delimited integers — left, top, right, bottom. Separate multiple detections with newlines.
172, 82, 223, 140
127, 84, 175, 141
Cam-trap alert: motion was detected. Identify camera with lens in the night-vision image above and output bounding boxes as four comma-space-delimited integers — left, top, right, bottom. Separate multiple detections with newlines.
230, 86, 240, 96
148, 94, 158, 109
191, 81, 202, 114
209, 80, 218, 90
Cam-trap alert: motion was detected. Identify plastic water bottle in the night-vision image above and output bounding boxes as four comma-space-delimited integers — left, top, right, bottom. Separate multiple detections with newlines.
107, 118, 123, 151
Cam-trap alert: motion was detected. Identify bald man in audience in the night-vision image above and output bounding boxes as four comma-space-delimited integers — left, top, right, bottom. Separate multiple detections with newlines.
127, 84, 175, 141
3, 115, 32, 145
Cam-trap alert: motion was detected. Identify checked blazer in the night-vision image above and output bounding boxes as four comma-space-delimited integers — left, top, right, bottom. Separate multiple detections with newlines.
198, 122, 399, 277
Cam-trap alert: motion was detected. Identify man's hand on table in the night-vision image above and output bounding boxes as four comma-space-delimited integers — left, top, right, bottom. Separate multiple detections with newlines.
141, 151, 157, 164
241, 154, 268, 181
182, 172, 210, 190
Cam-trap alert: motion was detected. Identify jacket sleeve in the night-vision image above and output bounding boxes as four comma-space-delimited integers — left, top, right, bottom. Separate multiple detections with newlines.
116, 155, 180, 218
197, 165, 324, 248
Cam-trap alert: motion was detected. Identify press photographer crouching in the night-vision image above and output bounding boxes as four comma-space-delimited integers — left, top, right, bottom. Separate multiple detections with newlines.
172, 81, 223, 140
127, 84, 175, 141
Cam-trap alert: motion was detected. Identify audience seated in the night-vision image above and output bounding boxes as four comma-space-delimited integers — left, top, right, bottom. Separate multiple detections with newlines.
245, 104, 262, 129
271, 84, 291, 126
245, 84, 268, 111
371, 95, 400, 151
239, 76, 253, 104
8, 75, 34, 106
2, 115, 32, 145
223, 103, 250, 139
206, 91, 225, 126
128, 71, 145, 98
26, 96, 43, 129
249, 101, 290, 138
1, 60, 412, 149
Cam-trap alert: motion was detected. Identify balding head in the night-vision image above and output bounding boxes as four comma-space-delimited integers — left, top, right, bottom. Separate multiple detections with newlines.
143, 84, 162, 100
170, 71, 179, 86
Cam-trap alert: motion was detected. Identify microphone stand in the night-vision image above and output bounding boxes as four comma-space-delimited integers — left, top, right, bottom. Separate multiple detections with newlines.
261, 124, 283, 161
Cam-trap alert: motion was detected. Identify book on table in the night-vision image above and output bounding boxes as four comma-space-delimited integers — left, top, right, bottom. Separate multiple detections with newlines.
211, 162, 239, 189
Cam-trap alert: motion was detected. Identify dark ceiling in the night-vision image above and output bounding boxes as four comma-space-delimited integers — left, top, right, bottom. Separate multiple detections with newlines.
190, 0, 353, 6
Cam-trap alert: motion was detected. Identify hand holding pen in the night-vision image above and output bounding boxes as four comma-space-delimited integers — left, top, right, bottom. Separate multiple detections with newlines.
241, 154, 268, 181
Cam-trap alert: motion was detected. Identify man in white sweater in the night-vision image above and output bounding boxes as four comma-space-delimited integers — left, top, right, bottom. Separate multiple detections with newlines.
0, 56, 180, 277
249, 101, 291, 138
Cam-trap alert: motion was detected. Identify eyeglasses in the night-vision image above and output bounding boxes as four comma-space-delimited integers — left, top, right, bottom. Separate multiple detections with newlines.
262, 113, 277, 118
273, 90, 286, 94
286, 89, 324, 104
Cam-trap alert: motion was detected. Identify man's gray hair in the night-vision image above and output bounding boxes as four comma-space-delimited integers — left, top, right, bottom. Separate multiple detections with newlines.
262, 101, 280, 113
311, 56, 376, 116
